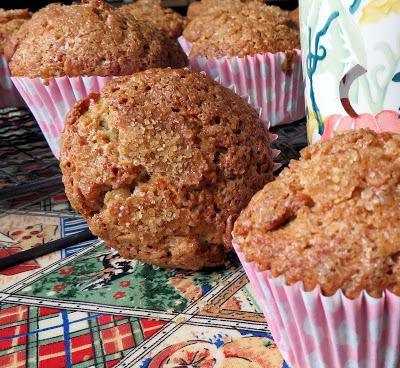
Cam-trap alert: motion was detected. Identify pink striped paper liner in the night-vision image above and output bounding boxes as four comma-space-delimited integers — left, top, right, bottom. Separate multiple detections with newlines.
179, 37, 305, 127
234, 243, 400, 368
178, 36, 192, 56
0, 54, 26, 108
11, 75, 113, 158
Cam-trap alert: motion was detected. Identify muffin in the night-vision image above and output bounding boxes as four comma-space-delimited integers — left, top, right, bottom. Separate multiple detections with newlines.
8, 0, 187, 158
183, 1, 271, 44
121, 0, 185, 39
0, 8, 30, 53
6, 0, 186, 78
188, 5, 300, 58
60, 68, 274, 270
0, 8, 30, 108
235, 129, 400, 298
233, 129, 400, 368
187, 0, 265, 20
182, 3, 303, 127
289, 7, 299, 27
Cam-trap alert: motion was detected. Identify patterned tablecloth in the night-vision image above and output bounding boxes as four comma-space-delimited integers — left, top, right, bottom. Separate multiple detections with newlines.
0, 108, 307, 368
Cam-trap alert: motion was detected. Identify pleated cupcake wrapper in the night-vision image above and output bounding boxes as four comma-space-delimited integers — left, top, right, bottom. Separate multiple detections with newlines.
179, 37, 305, 127
11, 75, 113, 158
0, 54, 26, 108
234, 243, 400, 368
178, 36, 193, 56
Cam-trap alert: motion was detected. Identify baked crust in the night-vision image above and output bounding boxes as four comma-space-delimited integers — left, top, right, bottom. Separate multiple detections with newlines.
5, 0, 187, 78
60, 68, 274, 270
121, 0, 185, 39
185, 4, 299, 58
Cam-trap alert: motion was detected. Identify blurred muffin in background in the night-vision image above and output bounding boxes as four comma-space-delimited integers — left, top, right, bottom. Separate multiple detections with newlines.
121, 0, 186, 39
0, 8, 30, 53
181, 1, 303, 128
0, 8, 30, 108
187, 4, 299, 58
187, 0, 265, 19
6, 0, 187, 78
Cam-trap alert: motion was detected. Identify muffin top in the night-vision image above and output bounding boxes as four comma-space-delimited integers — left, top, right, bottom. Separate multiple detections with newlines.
60, 68, 273, 270
290, 7, 299, 27
0, 8, 30, 54
121, 0, 185, 39
184, 2, 293, 43
187, 0, 264, 19
5, 0, 187, 78
188, 5, 300, 58
0, 8, 30, 23
234, 129, 400, 299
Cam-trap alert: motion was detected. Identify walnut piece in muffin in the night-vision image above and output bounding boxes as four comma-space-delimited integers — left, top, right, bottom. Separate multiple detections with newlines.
187, 5, 300, 58
60, 68, 274, 270
0, 8, 30, 54
121, 0, 185, 39
234, 129, 400, 299
5, 0, 187, 78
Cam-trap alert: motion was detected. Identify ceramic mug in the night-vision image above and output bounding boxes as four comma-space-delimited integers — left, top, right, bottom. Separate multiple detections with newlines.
299, 0, 400, 144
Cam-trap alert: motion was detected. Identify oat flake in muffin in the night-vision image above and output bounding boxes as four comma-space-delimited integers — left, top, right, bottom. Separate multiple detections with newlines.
234, 129, 400, 299
5, 0, 187, 78
60, 68, 274, 270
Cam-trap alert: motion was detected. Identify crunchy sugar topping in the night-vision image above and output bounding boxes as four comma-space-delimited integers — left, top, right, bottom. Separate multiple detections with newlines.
121, 0, 185, 39
5, 0, 186, 78
234, 129, 400, 299
60, 68, 273, 270
186, 0, 265, 19
185, 3, 299, 58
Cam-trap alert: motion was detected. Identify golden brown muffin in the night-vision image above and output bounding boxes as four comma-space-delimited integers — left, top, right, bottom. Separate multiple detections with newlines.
0, 8, 30, 54
5, 0, 187, 78
188, 5, 300, 58
60, 68, 274, 270
121, 0, 185, 39
187, 0, 264, 19
234, 129, 400, 299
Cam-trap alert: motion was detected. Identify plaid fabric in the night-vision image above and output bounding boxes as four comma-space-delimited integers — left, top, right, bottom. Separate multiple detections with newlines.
0, 303, 167, 368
